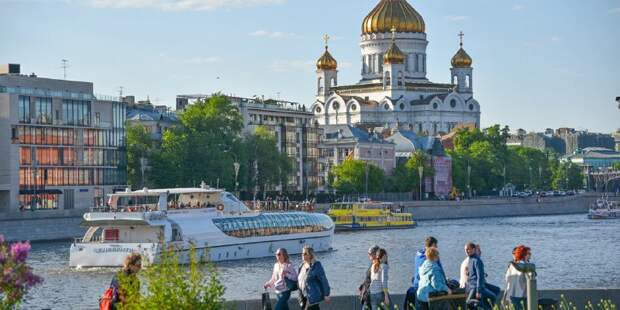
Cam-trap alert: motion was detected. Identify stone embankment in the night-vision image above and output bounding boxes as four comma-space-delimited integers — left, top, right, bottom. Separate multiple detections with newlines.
228, 289, 620, 310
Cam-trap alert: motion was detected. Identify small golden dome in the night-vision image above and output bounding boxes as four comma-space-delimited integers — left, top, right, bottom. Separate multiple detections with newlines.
316, 47, 337, 70
384, 42, 406, 64
451, 47, 472, 68
362, 0, 425, 35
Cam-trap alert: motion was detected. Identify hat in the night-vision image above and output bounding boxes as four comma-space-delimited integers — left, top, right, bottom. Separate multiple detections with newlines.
368, 245, 380, 255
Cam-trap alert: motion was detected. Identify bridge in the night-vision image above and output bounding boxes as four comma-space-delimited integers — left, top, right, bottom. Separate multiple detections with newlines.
589, 170, 620, 192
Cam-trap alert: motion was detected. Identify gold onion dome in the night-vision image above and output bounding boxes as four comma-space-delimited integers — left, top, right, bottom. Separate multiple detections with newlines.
384, 42, 406, 64
316, 47, 337, 70
362, 0, 426, 34
451, 44, 473, 68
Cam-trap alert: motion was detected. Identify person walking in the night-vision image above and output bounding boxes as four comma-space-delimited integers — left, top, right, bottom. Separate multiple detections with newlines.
368, 248, 391, 309
264, 248, 298, 310
109, 253, 142, 309
416, 248, 451, 310
298, 246, 331, 310
504, 245, 531, 310
466, 243, 499, 310
359, 245, 380, 309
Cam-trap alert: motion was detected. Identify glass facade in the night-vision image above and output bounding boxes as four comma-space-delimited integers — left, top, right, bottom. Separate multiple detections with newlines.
11, 94, 127, 211
212, 213, 333, 238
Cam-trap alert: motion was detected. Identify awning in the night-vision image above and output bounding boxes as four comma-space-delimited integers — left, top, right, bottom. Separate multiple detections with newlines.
19, 189, 63, 195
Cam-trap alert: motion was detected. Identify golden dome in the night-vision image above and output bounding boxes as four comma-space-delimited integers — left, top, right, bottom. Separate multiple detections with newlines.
362, 0, 425, 35
316, 47, 337, 70
451, 47, 472, 68
384, 42, 406, 64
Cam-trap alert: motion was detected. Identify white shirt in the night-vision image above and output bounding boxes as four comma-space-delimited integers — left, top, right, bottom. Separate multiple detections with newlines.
505, 262, 527, 298
459, 257, 470, 288
369, 263, 389, 294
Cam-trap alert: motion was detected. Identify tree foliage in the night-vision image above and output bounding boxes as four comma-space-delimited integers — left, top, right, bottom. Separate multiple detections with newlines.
241, 126, 292, 194
551, 162, 584, 190
117, 249, 225, 310
126, 123, 155, 189
389, 150, 434, 192
0, 236, 42, 309
447, 124, 571, 194
329, 160, 385, 194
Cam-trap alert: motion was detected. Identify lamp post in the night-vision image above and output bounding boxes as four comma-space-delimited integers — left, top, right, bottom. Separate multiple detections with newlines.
253, 160, 258, 206
365, 162, 369, 196
528, 166, 532, 190
418, 166, 424, 201
233, 162, 240, 196
538, 165, 542, 190
467, 164, 471, 199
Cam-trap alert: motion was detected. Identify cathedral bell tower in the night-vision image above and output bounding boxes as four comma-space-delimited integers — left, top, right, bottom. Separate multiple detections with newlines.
383, 28, 407, 90
316, 34, 338, 100
450, 31, 474, 98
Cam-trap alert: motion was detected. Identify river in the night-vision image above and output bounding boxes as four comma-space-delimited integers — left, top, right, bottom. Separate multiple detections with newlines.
21, 214, 620, 309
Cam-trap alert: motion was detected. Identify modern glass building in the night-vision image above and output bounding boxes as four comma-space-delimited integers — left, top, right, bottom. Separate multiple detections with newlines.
0, 64, 127, 213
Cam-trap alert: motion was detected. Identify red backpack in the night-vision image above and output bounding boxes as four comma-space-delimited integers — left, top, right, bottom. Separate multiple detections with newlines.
99, 287, 116, 310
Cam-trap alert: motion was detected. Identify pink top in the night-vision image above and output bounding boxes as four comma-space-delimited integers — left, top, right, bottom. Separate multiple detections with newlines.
265, 262, 298, 293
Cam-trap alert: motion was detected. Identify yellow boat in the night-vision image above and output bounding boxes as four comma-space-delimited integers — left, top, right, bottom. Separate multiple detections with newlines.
327, 201, 416, 231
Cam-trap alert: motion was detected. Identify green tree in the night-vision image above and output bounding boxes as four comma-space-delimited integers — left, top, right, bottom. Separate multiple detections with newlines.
149, 94, 243, 189
126, 123, 155, 189
613, 162, 620, 171
329, 160, 385, 194
117, 248, 225, 310
242, 126, 292, 194
552, 162, 583, 190
390, 150, 434, 193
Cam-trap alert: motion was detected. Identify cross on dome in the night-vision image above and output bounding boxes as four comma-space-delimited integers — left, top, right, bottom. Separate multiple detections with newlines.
323, 34, 330, 49
458, 31, 465, 47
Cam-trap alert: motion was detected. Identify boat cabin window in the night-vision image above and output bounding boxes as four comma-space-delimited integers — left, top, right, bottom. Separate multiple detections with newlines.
167, 192, 220, 210
213, 213, 333, 238
115, 196, 159, 212
104, 229, 120, 241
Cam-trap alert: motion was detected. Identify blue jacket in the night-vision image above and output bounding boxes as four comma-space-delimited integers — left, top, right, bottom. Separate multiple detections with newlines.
298, 261, 330, 305
416, 260, 449, 302
467, 255, 487, 292
412, 248, 444, 289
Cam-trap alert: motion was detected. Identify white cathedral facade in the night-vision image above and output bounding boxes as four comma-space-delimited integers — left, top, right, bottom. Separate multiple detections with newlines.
311, 0, 481, 135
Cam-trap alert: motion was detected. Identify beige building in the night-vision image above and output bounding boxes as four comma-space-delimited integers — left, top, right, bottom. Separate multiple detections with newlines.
0, 64, 127, 213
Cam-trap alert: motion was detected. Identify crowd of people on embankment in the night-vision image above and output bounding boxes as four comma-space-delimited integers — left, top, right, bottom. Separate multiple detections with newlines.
101, 237, 534, 310
260, 237, 534, 310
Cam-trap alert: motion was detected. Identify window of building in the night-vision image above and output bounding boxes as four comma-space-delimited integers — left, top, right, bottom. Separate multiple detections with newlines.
18, 96, 31, 123
35, 97, 53, 124
450, 99, 457, 108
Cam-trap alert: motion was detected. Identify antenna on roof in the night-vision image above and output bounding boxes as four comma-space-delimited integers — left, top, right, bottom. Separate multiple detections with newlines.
61, 59, 69, 79
119, 86, 124, 100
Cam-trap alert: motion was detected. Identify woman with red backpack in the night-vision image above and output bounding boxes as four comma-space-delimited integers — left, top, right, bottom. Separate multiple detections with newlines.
100, 253, 142, 310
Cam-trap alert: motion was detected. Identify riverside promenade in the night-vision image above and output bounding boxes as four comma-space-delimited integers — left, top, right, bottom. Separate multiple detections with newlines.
229, 289, 620, 309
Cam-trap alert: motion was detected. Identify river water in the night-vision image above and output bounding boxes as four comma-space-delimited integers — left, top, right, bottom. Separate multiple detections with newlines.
21, 214, 620, 309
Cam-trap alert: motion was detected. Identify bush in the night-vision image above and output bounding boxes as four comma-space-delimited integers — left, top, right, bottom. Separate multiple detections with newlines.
0, 235, 43, 309
117, 248, 225, 310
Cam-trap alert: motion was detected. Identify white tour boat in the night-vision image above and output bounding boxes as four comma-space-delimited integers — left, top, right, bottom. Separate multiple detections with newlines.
588, 197, 620, 219
69, 184, 334, 267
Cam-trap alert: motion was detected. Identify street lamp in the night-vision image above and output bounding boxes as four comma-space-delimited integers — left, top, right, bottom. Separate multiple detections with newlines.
365, 162, 370, 196
467, 164, 472, 199
418, 166, 424, 201
233, 162, 240, 196
528, 166, 532, 190
538, 166, 542, 190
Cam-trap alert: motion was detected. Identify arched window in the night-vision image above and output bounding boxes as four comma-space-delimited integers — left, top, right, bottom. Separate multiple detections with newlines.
466, 75, 471, 88
331, 78, 337, 87
398, 71, 404, 86
450, 99, 457, 108
452, 75, 457, 85
384, 71, 391, 86
318, 77, 323, 94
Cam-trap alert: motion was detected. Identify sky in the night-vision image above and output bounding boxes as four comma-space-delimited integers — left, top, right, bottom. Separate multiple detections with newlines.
1, 0, 619, 133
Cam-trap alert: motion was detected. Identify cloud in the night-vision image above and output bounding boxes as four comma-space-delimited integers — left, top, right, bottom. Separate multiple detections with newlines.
550, 36, 562, 43
609, 7, 620, 15
271, 60, 315, 72
512, 4, 525, 11
249, 30, 296, 39
79, 0, 285, 11
444, 15, 470, 21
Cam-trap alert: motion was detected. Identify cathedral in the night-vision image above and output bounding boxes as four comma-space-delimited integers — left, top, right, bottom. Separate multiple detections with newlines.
312, 0, 481, 135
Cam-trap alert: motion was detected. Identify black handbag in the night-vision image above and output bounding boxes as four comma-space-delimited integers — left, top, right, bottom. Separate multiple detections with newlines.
285, 277, 299, 291
262, 290, 272, 310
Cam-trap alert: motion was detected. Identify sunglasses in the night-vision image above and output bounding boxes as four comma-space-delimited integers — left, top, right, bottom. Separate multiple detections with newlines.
276, 253, 283, 256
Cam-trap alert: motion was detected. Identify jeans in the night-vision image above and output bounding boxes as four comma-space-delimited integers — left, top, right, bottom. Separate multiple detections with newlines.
510, 297, 526, 310
478, 286, 499, 310
275, 291, 291, 310
370, 292, 385, 310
